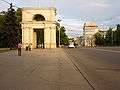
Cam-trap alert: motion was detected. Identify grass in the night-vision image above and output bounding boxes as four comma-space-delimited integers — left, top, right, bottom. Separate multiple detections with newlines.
0, 48, 10, 53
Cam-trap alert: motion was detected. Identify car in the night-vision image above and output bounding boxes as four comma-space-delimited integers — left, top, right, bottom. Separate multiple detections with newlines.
68, 44, 75, 48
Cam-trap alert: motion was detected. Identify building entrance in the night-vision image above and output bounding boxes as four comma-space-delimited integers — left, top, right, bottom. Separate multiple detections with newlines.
34, 29, 44, 48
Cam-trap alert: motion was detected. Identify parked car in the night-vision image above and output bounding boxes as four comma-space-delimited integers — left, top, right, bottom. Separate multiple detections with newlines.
68, 41, 75, 48
68, 44, 75, 48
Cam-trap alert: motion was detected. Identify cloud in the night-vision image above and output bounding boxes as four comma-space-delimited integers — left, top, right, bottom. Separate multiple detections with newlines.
87, 2, 109, 8
60, 19, 84, 37
0, 0, 120, 37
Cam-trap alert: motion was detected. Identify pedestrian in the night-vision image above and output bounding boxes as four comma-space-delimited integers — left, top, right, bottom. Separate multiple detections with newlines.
25, 43, 29, 51
18, 43, 22, 56
28, 43, 32, 51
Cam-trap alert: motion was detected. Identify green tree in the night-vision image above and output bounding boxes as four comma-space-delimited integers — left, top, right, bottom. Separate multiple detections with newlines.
16, 8, 22, 42
56, 26, 69, 46
113, 30, 117, 46
0, 12, 5, 28
60, 27, 69, 45
0, 11, 6, 47
116, 24, 120, 45
94, 32, 104, 46
1, 3, 21, 49
105, 28, 113, 46
16, 8, 22, 22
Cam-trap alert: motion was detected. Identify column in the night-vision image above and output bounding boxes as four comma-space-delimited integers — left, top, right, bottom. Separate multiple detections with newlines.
29, 27, 34, 48
50, 26, 56, 48
22, 27, 29, 48
44, 27, 51, 48
22, 27, 25, 48
33, 31, 37, 48
22, 27, 33, 48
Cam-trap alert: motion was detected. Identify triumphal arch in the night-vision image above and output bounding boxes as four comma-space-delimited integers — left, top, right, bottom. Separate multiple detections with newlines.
21, 7, 57, 49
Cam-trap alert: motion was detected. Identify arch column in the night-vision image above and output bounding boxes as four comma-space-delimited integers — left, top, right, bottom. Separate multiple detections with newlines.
44, 26, 56, 48
50, 26, 56, 48
22, 27, 29, 48
44, 27, 51, 48
22, 27, 34, 48
33, 30, 37, 48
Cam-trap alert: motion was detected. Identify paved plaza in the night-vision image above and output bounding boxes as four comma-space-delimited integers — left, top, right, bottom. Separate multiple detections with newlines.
0, 49, 92, 90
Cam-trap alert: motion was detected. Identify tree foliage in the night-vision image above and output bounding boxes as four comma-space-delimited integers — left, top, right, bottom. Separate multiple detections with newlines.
94, 32, 104, 46
116, 24, 120, 45
0, 12, 6, 47
94, 24, 120, 46
56, 26, 69, 47
0, 4, 21, 49
105, 24, 120, 46
105, 28, 113, 46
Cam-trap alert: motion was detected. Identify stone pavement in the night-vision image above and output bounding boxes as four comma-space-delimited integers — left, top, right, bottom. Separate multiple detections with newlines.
0, 49, 92, 90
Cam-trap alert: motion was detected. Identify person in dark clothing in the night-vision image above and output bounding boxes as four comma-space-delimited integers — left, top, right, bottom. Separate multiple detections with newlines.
18, 43, 22, 56
25, 43, 29, 51
28, 43, 32, 51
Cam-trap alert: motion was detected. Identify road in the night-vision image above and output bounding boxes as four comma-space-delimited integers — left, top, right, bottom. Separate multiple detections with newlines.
0, 47, 120, 90
64, 47, 120, 90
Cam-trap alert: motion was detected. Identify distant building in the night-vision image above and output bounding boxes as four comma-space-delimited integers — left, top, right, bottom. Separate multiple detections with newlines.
83, 22, 99, 46
74, 37, 81, 46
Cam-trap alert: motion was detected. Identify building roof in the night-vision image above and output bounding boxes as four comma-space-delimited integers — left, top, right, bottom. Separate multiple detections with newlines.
84, 22, 98, 27
22, 7, 56, 11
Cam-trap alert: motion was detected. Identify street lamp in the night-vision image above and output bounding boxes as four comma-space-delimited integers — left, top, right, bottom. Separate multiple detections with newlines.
58, 19, 61, 47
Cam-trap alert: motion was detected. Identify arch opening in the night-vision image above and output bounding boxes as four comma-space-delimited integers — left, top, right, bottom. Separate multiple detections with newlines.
33, 14, 45, 21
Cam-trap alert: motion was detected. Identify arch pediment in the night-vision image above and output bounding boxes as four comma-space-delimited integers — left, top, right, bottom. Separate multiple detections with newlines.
22, 7, 56, 22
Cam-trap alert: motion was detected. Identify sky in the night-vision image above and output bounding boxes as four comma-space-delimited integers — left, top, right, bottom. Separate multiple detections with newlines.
0, 0, 120, 37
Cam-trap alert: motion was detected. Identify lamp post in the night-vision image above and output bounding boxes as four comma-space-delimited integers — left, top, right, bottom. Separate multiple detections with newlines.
58, 19, 61, 47
112, 30, 114, 45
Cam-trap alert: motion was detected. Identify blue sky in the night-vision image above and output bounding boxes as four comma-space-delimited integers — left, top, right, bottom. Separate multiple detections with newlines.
0, 0, 120, 37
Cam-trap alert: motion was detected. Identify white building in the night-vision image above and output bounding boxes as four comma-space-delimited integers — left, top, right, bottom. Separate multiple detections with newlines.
83, 22, 99, 46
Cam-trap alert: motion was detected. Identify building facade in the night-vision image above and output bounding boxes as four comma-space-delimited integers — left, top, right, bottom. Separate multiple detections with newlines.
74, 37, 81, 46
21, 7, 57, 49
83, 22, 99, 46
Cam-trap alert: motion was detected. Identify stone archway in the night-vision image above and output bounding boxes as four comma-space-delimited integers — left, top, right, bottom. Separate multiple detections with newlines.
21, 7, 57, 49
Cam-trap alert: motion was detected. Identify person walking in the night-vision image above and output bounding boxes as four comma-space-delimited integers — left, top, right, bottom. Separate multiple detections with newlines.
18, 43, 22, 56
25, 43, 29, 51
28, 43, 32, 51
